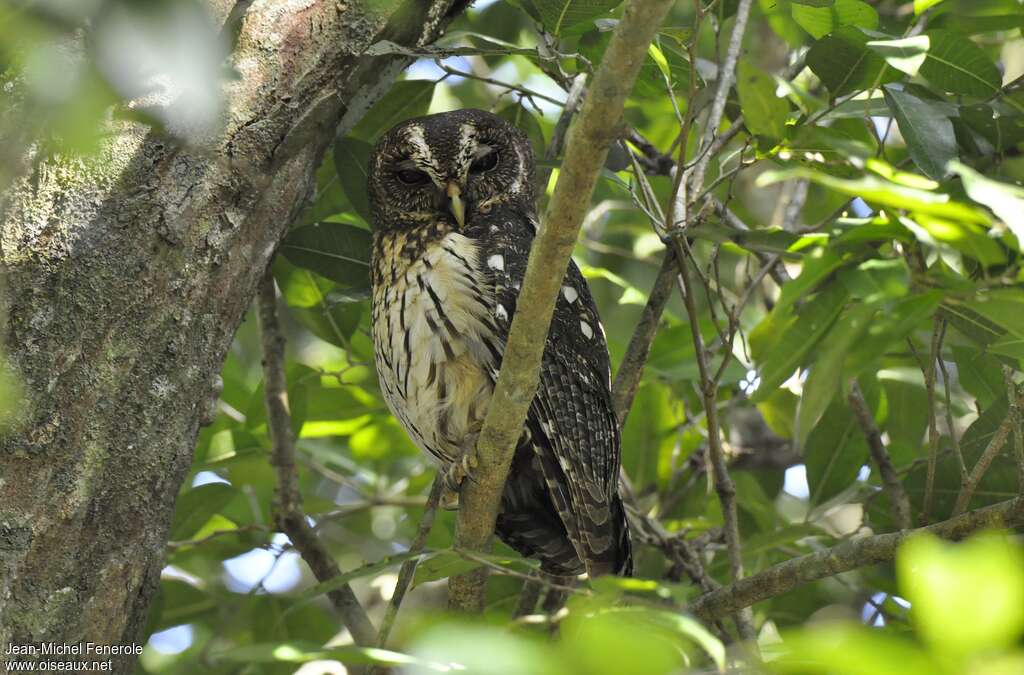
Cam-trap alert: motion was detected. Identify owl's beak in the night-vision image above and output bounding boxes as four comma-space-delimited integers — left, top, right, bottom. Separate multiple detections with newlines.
446, 181, 466, 228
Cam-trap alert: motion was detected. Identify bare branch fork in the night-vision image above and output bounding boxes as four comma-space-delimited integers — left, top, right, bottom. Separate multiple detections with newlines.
447, 0, 677, 612
257, 271, 377, 646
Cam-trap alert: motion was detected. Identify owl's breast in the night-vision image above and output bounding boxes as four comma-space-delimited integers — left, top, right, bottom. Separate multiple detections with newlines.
371, 230, 502, 463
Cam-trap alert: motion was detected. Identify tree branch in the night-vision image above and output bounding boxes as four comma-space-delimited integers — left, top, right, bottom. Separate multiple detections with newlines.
369, 475, 444, 671
611, 251, 677, 425
447, 0, 677, 611
257, 271, 376, 646
685, 0, 754, 199
953, 385, 1024, 516
688, 497, 1024, 622
847, 381, 913, 530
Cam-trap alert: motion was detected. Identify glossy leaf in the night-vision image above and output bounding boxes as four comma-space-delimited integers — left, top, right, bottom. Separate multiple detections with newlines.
918, 30, 1002, 97
791, 0, 878, 40
737, 59, 790, 139
883, 86, 957, 181
280, 221, 372, 290
806, 27, 900, 97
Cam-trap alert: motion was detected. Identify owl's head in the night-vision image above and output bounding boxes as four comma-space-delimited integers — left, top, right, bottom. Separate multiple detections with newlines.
367, 108, 535, 232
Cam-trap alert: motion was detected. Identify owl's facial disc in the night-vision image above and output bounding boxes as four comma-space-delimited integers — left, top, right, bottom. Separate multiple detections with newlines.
368, 109, 535, 232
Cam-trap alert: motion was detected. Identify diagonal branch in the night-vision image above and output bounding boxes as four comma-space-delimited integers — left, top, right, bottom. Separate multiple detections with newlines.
688, 497, 1024, 622
953, 384, 1024, 516
373, 475, 444, 653
257, 270, 376, 646
848, 381, 913, 530
611, 251, 678, 425
447, 0, 677, 611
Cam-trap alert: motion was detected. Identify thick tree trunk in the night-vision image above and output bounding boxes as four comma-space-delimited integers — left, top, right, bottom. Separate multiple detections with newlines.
0, 1, 460, 669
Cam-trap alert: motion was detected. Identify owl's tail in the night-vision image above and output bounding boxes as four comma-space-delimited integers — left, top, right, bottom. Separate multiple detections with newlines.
584, 493, 633, 577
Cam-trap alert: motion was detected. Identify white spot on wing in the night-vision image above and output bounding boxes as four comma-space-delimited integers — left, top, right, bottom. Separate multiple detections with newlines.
495, 304, 508, 321
562, 285, 578, 303
580, 321, 594, 339
487, 254, 505, 271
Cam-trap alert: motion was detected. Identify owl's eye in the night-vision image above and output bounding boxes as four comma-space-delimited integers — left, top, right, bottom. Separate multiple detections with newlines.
470, 150, 499, 174
396, 169, 429, 185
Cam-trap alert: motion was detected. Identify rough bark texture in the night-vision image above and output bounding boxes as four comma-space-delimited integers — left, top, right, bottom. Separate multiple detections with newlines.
0, 0, 462, 668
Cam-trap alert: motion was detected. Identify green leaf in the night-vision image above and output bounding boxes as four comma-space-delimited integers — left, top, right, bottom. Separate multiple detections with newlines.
959, 289, 1024, 344
959, 104, 1024, 152
153, 580, 216, 631
918, 30, 1002, 97
948, 161, 1024, 248
777, 623, 940, 675
866, 35, 930, 76
931, 4, 1024, 35
751, 282, 849, 403
837, 258, 909, 303
350, 80, 436, 141
791, 0, 878, 40
845, 291, 944, 372
940, 302, 1006, 348
301, 149, 350, 227
914, 0, 945, 14
333, 136, 373, 223
951, 345, 1004, 408
646, 43, 670, 80
496, 101, 546, 156
757, 389, 800, 440
901, 214, 1007, 266
169, 483, 238, 540
280, 222, 372, 290
773, 248, 846, 317
758, 167, 991, 225
899, 534, 1024, 658
412, 549, 483, 586
621, 381, 681, 488
295, 304, 362, 348
534, 0, 622, 36
804, 385, 872, 504
806, 26, 900, 97
211, 641, 445, 669
798, 302, 875, 446
288, 552, 422, 608
881, 374, 928, 466
737, 59, 790, 139
883, 86, 958, 181
790, 125, 875, 160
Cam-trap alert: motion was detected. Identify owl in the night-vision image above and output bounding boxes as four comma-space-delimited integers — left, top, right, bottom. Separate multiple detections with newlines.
367, 108, 632, 577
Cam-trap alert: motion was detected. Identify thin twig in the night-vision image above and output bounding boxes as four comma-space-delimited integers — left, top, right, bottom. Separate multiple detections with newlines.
435, 61, 565, 107
953, 384, 1024, 516
536, 73, 587, 196
447, 0, 677, 612
937, 352, 969, 486
922, 316, 943, 521
513, 578, 546, 618
373, 475, 445, 654
685, 0, 754, 200
257, 270, 376, 646
672, 239, 755, 642
611, 251, 677, 425
689, 497, 1024, 622
847, 381, 913, 530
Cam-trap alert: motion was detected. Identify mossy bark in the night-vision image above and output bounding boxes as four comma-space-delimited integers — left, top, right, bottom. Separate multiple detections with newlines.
0, 1, 462, 669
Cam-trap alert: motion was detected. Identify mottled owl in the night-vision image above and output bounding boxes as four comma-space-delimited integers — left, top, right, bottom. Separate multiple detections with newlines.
367, 108, 632, 577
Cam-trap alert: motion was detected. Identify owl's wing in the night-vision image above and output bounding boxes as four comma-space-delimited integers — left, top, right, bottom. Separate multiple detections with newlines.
472, 208, 628, 576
